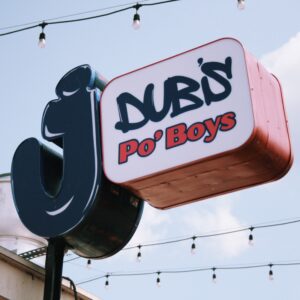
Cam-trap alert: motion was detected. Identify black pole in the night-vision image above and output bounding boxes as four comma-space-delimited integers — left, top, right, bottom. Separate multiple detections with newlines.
43, 238, 66, 300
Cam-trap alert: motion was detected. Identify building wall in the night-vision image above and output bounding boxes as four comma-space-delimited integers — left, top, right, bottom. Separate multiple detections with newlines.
0, 246, 99, 300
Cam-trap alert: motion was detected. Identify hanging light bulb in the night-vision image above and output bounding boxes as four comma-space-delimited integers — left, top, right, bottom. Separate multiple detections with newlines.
38, 22, 47, 48
212, 268, 217, 283
132, 13, 140, 29
86, 259, 91, 268
38, 32, 46, 48
137, 245, 142, 262
132, 3, 141, 30
191, 236, 196, 255
156, 272, 161, 287
237, 0, 246, 10
248, 227, 254, 246
105, 275, 110, 289
269, 264, 274, 281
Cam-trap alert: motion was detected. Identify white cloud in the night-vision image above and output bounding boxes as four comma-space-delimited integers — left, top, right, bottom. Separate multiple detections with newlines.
180, 194, 248, 258
260, 32, 300, 152
128, 202, 171, 246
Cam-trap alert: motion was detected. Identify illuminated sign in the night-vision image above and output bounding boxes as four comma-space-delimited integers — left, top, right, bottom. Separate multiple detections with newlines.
101, 38, 292, 209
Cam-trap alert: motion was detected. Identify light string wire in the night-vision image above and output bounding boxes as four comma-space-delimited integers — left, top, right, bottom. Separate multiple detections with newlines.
76, 260, 300, 285
125, 218, 300, 249
0, 1, 154, 31
0, 0, 180, 37
64, 217, 300, 263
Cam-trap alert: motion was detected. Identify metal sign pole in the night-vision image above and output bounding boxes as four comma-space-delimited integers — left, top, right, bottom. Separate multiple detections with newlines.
43, 238, 66, 300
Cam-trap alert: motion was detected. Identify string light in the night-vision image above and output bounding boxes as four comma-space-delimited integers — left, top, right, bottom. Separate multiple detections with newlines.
248, 227, 254, 246
64, 217, 300, 263
191, 236, 196, 255
76, 261, 300, 286
0, 0, 250, 40
212, 268, 217, 283
0, 0, 181, 38
123, 219, 300, 252
132, 3, 141, 29
268, 264, 274, 281
137, 245, 142, 262
237, 0, 245, 10
156, 272, 161, 287
38, 22, 47, 48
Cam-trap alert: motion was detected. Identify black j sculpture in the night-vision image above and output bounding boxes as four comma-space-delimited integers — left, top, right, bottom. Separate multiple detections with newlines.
11, 65, 144, 299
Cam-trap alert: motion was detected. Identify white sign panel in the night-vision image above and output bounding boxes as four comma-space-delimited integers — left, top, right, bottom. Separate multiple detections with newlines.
100, 38, 254, 184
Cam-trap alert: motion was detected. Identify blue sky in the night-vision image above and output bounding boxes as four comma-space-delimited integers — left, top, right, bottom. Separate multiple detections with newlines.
1, 1, 300, 299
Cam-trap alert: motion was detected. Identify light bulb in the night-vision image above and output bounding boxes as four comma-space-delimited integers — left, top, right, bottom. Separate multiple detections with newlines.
132, 13, 141, 30
248, 233, 254, 246
156, 272, 161, 287
38, 32, 46, 48
105, 276, 109, 289
248, 227, 254, 246
137, 251, 142, 262
156, 277, 161, 287
269, 266, 274, 281
212, 269, 217, 283
269, 270, 274, 280
237, 0, 245, 10
212, 273, 217, 283
86, 259, 91, 268
190, 236, 196, 254
191, 242, 196, 255
136, 245, 142, 262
